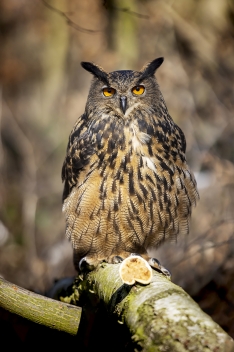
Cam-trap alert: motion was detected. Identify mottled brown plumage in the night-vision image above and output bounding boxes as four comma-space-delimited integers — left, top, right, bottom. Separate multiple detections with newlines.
62, 58, 199, 273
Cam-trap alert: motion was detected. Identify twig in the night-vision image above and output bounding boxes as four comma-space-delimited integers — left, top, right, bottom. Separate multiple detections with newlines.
41, 0, 101, 34
172, 237, 234, 268
3, 101, 38, 261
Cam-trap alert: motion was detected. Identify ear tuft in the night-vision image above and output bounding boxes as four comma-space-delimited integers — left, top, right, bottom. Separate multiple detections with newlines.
81, 62, 109, 85
139, 57, 164, 82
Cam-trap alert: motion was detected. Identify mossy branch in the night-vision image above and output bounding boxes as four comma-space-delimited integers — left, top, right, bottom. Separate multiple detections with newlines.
0, 277, 81, 335
69, 263, 234, 352
1, 264, 234, 351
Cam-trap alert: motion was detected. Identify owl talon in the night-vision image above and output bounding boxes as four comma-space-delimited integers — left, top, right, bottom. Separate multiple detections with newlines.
148, 257, 171, 279
78, 257, 95, 272
111, 255, 124, 264
160, 267, 171, 279
148, 257, 161, 268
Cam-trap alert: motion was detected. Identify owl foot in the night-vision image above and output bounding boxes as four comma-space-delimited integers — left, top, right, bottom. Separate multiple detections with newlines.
78, 257, 96, 272
128, 253, 171, 279
111, 255, 124, 264
148, 257, 171, 279
78, 255, 124, 272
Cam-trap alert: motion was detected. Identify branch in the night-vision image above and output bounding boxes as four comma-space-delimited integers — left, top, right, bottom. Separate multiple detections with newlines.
0, 277, 81, 335
70, 263, 234, 351
41, 0, 101, 34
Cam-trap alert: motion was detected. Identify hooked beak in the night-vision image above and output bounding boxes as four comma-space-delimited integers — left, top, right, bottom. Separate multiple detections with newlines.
120, 96, 127, 114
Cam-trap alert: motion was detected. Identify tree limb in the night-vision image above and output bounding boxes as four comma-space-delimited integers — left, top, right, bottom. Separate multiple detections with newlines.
0, 277, 81, 335
71, 263, 234, 351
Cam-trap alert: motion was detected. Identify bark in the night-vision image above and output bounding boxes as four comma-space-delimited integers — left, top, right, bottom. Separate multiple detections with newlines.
69, 263, 234, 352
0, 277, 81, 335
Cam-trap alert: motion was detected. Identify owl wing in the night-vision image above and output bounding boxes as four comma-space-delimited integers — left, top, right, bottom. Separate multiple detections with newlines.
62, 113, 95, 201
144, 115, 198, 240
175, 124, 186, 154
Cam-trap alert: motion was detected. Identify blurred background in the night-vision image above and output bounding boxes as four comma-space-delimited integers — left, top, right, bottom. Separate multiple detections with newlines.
0, 0, 234, 337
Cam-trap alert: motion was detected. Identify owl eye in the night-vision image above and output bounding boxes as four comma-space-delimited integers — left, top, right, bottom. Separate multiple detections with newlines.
103, 87, 116, 97
132, 85, 145, 95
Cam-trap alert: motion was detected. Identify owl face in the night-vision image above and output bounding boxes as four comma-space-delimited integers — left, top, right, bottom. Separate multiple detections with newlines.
81, 58, 164, 119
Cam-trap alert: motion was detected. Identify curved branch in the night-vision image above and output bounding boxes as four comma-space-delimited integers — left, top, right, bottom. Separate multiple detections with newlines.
0, 277, 81, 335
74, 263, 234, 351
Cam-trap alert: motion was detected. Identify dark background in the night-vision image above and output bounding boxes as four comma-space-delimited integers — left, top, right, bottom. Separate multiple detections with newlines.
0, 0, 234, 337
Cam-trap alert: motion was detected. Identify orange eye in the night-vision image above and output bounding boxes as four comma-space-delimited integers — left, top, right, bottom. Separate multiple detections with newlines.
103, 87, 116, 97
132, 85, 145, 95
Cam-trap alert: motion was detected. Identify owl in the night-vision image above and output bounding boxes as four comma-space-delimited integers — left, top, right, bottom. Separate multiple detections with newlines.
62, 58, 199, 276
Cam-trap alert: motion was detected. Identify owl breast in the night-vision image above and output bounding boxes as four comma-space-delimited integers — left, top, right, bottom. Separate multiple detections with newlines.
62, 112, 198, 263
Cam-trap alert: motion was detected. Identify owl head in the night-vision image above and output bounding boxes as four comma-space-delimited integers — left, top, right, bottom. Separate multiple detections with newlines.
81, 58, 164, 118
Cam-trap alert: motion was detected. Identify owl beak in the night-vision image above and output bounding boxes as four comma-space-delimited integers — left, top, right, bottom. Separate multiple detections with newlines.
120, 96, 127, 114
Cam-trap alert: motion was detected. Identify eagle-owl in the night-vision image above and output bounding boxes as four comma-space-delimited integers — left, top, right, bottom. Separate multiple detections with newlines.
62, 58, 199, 275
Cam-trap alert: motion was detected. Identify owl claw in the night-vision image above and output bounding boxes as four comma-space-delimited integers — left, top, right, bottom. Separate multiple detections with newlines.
148, 257, 171, 279
111, 255, 124, 264
160, 267, 171, 279
78, 257, 95, 272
